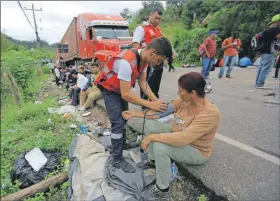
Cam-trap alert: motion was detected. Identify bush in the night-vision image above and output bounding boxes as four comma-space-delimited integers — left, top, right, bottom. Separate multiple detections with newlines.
174, 28, 209, 64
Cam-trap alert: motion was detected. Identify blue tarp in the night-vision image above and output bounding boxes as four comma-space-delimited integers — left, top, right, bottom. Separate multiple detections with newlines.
239, 57, 252, 67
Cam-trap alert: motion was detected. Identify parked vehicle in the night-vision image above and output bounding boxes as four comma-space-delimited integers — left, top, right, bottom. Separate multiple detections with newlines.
56, 13, 133, 66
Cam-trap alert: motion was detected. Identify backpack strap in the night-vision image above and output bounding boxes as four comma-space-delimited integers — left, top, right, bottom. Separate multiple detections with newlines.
130, 49, 141, 73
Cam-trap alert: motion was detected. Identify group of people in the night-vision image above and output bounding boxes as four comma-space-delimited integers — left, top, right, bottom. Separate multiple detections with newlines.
51, 61, 103, 111
199, 14, 280, 88
51, 8, 279, 200
199, 30, 242, 79
92, 8, 220, 201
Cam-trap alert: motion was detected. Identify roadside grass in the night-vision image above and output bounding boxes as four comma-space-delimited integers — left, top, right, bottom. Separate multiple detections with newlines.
1, 97, 78, 200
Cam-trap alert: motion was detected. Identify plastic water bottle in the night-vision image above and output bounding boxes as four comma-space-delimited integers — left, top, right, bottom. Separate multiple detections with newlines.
80, 124, 88, 134
169, 162, 178, 183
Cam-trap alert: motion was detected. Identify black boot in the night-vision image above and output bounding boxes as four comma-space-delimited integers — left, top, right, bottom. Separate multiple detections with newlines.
112, 158, 136, 173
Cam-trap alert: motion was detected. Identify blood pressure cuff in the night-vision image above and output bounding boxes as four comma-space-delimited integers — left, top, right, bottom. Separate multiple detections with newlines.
155, 103, 175, 118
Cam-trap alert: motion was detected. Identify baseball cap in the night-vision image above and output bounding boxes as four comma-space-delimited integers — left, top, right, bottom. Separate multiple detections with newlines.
268, 14, 280, 26
209, 30, 219, 35
70, 70, 78, 75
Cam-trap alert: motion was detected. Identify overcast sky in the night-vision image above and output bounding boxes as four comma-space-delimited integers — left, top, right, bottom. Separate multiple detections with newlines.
1, 1, 160, 44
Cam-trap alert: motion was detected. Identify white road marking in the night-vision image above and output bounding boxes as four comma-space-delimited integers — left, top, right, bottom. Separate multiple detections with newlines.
215, 133, 280, 166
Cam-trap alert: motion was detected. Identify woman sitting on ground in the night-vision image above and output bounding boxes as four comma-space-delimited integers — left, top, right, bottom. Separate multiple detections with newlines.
122, 72, 220, 200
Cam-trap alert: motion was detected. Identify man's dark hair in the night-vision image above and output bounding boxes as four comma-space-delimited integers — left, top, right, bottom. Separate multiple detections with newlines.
151, 7, 163, 16
146, 37, 173, 59
91, 62, 99, 67
178, 72, 206, 98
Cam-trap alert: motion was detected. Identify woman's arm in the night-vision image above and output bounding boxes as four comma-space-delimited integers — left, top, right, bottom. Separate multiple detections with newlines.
144, 107, 220, 147
122, 102, 176, 120
122, 110, 159, 120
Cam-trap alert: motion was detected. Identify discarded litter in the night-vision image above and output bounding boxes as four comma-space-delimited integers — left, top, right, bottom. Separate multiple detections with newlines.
63, 113, 73, 119
11, 150, 60, 188
264, 93, 276, 97
103, 131, 111, 136
82, 112, 91, 117
25, 148, 48, 172
48, 105, 76, 115
34, 100, 42, 104
70, 124, 77, 129
80, 124, 88, 134
48, 119, 52, 124
170, 162, 178, 183
264, 100, 279, 105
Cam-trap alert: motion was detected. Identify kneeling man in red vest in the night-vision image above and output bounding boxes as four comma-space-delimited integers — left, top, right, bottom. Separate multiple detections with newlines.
95, 37, 172, 173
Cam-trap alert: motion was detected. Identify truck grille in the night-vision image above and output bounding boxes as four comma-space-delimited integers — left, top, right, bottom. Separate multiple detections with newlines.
120, 44, 132, 50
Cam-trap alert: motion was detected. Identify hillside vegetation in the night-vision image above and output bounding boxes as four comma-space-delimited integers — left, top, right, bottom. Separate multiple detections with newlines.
1, 33, 55, 108
124, 0, 279, 64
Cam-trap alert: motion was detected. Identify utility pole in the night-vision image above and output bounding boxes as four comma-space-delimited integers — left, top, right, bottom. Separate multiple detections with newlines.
24, 4, 42, 49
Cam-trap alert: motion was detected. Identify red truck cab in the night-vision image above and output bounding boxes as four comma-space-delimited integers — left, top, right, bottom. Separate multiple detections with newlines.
56, 13, 133, 66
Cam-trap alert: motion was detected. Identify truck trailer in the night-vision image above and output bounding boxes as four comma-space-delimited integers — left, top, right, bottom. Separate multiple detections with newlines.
56, 13, 133, 66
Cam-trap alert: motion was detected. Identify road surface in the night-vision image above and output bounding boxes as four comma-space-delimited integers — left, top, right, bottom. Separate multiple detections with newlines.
130, 66, 280, 200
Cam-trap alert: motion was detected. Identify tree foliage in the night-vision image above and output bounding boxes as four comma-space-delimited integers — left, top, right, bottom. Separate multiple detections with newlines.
129, 0, 279, 63
120, 8, 133, 21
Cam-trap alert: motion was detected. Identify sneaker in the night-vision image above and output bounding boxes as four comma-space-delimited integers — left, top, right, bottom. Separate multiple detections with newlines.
226, 75, 232, 79
112, 158, 136, 173
142, 184, 170, 201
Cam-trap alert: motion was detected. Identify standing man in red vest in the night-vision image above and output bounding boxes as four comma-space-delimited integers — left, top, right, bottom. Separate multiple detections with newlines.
95, 38, 172, 173
132, 8, 164, 104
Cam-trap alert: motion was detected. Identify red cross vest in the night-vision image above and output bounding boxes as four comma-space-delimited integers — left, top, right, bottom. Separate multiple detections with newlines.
141, 23, 163, 47
94, 49, 147, 94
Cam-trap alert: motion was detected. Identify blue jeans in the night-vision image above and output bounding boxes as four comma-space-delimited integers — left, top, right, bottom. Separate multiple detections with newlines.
72, 88, 81, 106
219, 55, 238, 77
201, 57, 214, 78
255, 54, 276, 87
100, 88, 128, 161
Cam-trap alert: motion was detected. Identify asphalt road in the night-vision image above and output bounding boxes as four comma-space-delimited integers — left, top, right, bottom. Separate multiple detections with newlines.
130, 66, 280, 200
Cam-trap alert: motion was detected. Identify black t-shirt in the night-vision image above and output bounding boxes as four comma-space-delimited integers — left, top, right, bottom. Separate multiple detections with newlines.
260, 27, 280, 54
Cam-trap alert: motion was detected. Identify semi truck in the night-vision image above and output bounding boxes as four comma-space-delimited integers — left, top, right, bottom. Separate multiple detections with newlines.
56, 13, 133, 66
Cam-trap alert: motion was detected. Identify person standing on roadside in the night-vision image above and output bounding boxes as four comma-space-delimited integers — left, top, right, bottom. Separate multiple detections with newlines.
132, 7, 164, 101
255, 14, 280, 88
200, 30, 218, 79
168, 49, 177, 72
219, 32, 241, 79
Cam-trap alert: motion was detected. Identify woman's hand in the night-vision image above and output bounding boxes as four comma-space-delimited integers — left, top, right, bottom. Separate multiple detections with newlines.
141, 136, 152, 151
122, 111, 134, 120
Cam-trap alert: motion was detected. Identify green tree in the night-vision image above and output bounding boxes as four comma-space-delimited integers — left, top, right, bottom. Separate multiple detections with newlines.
120, 8, 133, 21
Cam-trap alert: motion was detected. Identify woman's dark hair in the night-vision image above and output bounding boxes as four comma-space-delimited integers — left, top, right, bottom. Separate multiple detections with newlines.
178, 72, 206, 98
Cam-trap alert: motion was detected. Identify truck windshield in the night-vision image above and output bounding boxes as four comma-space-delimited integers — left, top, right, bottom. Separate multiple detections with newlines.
94, 27, 129, 39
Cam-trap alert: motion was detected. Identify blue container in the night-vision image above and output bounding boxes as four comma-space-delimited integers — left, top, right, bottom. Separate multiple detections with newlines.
80, 124, 88, 134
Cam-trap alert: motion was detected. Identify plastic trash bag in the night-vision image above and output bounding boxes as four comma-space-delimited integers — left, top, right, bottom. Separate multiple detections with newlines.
10, 150, 60, 188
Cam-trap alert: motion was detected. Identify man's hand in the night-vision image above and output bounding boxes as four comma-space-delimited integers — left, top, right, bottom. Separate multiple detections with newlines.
122, 111, 134, 120
148, 100, 168, 112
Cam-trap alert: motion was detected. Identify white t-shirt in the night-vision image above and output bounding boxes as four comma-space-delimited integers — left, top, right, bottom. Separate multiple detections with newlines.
133, 21, 151, 47
112, 49, 147, 82
54, 68, 60, 78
